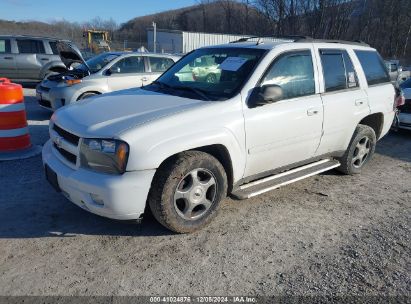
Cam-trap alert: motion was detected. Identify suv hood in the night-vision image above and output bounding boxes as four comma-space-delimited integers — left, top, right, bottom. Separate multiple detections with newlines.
53, 88, 206, 137
56, 41, 90, 72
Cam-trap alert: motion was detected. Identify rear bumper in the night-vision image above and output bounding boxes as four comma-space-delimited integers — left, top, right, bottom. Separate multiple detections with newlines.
42, 139, 156, 220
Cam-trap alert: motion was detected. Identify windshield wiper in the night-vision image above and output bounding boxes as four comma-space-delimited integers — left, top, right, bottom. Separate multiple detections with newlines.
151, 80, 172, 89
170, 86, 211, 101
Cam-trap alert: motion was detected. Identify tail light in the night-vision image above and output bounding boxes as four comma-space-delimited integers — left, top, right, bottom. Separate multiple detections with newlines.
395, 91, 405, 109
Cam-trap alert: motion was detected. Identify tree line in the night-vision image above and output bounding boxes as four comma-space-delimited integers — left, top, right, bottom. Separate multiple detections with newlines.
0, 0, 410, 61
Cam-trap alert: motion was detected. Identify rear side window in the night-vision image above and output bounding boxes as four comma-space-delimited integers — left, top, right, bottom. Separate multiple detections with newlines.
49, 41, 59, 55
0, 39, 11, 53
320, 49, 358, 92
149, 57, 174, 72
261, 50, 315, 99
17, 39, 45, 54
354, 50, 390, 85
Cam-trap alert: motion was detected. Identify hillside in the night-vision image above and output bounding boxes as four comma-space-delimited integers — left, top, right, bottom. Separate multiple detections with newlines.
116, 1, 270, 42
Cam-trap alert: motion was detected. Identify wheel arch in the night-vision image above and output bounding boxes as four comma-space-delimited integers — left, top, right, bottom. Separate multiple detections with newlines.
155, 144, 234, 194
77, 91, 102, 101
359, 112, 384, 139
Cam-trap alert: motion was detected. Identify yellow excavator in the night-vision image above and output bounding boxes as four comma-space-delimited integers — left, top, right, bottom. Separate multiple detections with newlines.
83, 30, 111, 54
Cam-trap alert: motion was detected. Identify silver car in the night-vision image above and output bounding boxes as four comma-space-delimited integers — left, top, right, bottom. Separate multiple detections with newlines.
0, 35, 71, 81
36, 42, 181, 110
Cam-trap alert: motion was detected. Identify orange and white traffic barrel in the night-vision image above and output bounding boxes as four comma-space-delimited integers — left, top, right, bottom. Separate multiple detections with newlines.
0, 78, 41, 160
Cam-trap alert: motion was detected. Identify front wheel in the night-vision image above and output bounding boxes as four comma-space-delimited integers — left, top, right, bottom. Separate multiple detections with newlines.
337, 124, 376, 175
148, 151, 227, 233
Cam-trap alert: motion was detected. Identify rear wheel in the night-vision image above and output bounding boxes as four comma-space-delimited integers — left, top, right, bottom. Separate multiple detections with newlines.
337, 124, 376, 175
148, 151, 227, 233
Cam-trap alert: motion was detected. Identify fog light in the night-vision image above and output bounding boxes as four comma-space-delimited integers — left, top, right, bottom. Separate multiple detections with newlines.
90, 193, 104, 206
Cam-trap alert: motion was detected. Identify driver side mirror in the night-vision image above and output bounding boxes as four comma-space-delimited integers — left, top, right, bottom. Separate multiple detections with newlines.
249, 84, 283, 107
106, 66, 121, 76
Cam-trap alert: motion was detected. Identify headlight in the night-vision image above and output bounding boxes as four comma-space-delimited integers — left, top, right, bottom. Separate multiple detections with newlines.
65, 79, 82, 86
80, 139, 129, 174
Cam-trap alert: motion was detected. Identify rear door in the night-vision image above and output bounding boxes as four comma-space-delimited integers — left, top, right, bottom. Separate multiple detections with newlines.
146, 56, 175, 83
106, 55, 147, 91
0, 38, 17, 78
314, 47, 370, 155
15, 39, 47, 79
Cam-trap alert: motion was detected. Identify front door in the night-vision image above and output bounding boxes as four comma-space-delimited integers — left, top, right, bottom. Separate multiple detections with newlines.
243, 49, 324, 177
106, 55, 148, 91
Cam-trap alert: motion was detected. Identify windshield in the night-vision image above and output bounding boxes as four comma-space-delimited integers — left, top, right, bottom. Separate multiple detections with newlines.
143, 47, 267, 101
76, 53, 119, 73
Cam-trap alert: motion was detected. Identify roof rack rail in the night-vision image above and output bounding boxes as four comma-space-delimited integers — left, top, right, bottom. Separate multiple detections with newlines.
230, 35, 312, 44
296, 37, 369, 46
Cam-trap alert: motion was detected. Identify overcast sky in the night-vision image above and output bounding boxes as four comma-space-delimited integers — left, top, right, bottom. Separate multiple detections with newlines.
0, 0, 196, 24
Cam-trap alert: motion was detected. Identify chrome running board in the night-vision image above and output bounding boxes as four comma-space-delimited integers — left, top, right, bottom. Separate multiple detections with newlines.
232, 159, 340, 199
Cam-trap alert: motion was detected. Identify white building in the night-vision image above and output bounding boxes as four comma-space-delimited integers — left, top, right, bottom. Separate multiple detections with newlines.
147, 29, 287, 54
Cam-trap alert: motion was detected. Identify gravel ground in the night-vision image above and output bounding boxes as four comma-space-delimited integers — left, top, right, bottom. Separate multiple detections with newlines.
0, 88, 410, 298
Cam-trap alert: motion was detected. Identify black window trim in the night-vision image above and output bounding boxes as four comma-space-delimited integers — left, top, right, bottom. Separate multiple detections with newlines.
319, 48, 361, 95
248, 48, 317, 108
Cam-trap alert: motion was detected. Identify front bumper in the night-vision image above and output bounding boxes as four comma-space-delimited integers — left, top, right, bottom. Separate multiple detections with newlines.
36, 83, 78, 111
42, 139, 156, 220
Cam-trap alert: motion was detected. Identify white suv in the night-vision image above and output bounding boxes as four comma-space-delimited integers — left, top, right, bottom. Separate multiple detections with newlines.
42, 38, 395, 233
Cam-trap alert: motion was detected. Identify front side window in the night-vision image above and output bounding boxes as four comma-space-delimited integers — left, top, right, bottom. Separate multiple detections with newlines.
17, 39, 45, 54
149, 57, 174, 72
143, 47, 266, 101
261, 50, 315, 99
110, 56, 145, 73
320, 49, 359, 92
355, 50, 390, 85
0, 39, 11, 53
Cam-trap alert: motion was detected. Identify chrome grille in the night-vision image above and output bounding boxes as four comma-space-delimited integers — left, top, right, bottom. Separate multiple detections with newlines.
50, 123, 80, 168
53, 124, 80, 145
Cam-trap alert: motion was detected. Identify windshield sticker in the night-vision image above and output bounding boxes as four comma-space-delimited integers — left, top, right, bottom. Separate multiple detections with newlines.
219, 57, 248, 71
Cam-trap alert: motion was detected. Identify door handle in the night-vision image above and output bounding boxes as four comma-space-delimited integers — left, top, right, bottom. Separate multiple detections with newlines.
4, 56, 13, 60
307, 108, 320, 116
355, 99, 366, 106
40, 58, 49, 61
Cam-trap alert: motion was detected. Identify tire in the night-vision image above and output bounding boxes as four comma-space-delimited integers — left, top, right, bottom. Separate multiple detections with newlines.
44, 71, 57, 80
205, 73, 217, 83
78, 92, 97, 100
337, 124, 376, 175
148, 151, 227, 233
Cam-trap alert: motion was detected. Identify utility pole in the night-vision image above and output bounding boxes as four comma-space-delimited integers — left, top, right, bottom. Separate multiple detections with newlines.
152, 21, 157, 53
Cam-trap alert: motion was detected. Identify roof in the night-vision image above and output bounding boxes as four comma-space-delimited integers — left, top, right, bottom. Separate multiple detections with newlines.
0, 34, 71, 41
205, 37, 372, 50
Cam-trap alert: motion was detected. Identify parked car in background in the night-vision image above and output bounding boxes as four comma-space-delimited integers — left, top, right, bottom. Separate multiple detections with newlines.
43, 39, 395, 233
385, 59, 411, 86
0, 35, 73, 81
396, 77, 411, 130
36, 41, 181, 110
